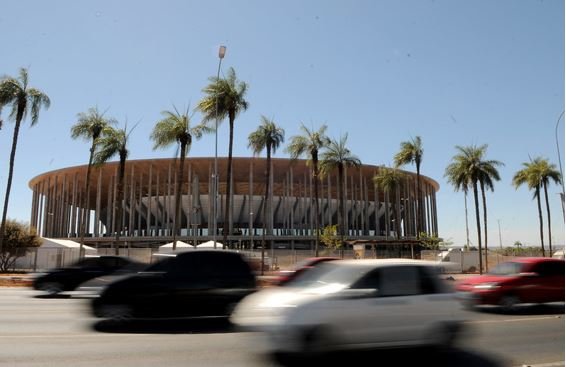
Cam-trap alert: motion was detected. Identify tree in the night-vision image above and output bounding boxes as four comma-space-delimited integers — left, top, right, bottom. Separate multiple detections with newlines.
320, 134, 361, 243
444, 162, 471, 250
0, 220, 41, 272
445, 145, 496, 274
475, 147, 503, 272
93, 123, 136, 254
513, 157, 561, 257
418, 231, 442, 250
285, 123, 330, 256
0, 68, 50, 254
71, 107, 116, 256
248, 116, 285, 275
533, 158, 561, 256
394, 136, 424, 237
151, 107, 210, 250
319, 224, 342, 252
198, 67, 249, 246
373, 166, 405, 241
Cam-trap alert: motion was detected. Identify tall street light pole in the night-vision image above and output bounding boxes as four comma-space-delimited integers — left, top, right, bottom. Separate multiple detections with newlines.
213, 45, 226, 249
555, 110, 564, 219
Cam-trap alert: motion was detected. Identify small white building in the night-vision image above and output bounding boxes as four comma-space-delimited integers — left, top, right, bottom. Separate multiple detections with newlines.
15, 238, 97, 271
158, 241, 194, 253
196, 240, 224, 248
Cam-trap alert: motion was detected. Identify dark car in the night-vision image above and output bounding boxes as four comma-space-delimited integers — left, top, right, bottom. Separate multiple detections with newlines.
456, 257, 565, 311
275, 256, 340, 286
91, 250, 257, 321
33, 255, 145, 296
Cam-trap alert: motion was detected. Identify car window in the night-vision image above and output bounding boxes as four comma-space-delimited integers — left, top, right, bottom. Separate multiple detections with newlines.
75, 258, 100, 269
377, 266, 420, 297
532, 261, 565, 277
417, 266, 450, 294
488, 261, 524, 275
98, 257, 122, 269
351, 269, 380, 289
286, 263, 373, 288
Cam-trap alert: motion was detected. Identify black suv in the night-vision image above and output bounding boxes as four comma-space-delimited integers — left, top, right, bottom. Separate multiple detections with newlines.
91, 250, 257, 321
33, 255, 144, 296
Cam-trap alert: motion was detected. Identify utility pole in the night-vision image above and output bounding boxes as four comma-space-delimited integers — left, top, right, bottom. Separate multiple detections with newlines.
498, 219, 503, 249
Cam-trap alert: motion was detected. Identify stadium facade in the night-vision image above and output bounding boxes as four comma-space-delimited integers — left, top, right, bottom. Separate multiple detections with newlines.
28, 157, 439, 248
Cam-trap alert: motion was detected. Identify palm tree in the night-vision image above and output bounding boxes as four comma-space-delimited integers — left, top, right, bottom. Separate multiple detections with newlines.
285, 123, 330, 256
93, 123, 137, 254
445, 145, 488, 274
513, 157, 561, 257
320, 134, 361, 243
394, 136, 423, 237
71, 107, 116, 256
373, 166, 405, 241
198, 67, 249, 246
0, 68, 50, 253
534, 158, 562, 256
150, 107, 210, 250
476, 151, 503, 271
444, 163, 471, 250
248, 116, 285, 275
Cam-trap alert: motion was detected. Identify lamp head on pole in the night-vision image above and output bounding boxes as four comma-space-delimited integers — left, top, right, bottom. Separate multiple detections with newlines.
218, 45, 226, 59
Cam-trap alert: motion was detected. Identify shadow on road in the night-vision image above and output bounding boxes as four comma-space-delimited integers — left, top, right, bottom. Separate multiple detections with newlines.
92, 317, 236, 334
472, 303, 565, 316
33, 293, 72, 299
268, 346, 508, 367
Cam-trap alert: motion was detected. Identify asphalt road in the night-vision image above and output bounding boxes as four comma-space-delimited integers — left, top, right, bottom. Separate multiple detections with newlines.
0, 288, 563, 367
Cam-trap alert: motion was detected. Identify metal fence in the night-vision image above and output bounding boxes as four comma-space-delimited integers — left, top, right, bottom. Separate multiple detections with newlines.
10, 246, 542, 273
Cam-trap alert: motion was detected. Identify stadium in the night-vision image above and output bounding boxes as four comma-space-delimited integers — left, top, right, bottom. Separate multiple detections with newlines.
28, 157, 439, 249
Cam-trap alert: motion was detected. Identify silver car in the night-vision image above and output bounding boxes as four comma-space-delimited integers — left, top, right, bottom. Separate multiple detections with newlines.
230, 259, 467, 356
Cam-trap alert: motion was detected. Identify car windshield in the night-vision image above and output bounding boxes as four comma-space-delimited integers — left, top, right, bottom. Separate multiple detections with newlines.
488, 261, 525, 276
292, 257, 325, 269
144, 257, 174, 272
285, 262, 374, 288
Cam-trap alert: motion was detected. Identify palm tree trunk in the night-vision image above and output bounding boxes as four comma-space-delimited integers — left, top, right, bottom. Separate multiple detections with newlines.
536, 187, 545, 257
114, 158, 126, 255
543, 182, 553, 256
79, 140, 96, 258
464, 189, 470, 249
223, 117, 235, 248
395, 187, 401, 240
416, 166, 421, 237
338, 165, 345, 243
261, 147, 271, 276
480, 182, 489, 272
172, 147, 186, 251
313, 158, 320, 257
472, 182, 483, 274
0, 108, 24, 253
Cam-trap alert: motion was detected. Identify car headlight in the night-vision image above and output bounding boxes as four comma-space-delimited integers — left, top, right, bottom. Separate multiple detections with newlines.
473, 282, 500, 289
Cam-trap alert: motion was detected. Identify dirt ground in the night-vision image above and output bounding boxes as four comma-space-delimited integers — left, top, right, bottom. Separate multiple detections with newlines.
0, 274, 32, 287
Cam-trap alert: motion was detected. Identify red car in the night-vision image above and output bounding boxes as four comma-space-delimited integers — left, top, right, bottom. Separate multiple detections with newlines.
275, 256, 340, 286
456, 257, 564, 311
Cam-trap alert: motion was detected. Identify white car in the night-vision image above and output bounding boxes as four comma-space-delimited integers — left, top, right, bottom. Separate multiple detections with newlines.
230, 259, 467, 356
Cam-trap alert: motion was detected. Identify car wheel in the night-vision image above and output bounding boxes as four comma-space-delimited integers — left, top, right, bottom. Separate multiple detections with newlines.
225, 302, 238, 316
428, 322, 461, 349
102, 304, 133, 322
39, 282, 63, 296
499, 295, 520, 313
302, 326, 334, 355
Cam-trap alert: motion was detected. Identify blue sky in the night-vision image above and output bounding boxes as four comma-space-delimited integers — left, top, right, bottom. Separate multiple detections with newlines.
1, 0, 564, 248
